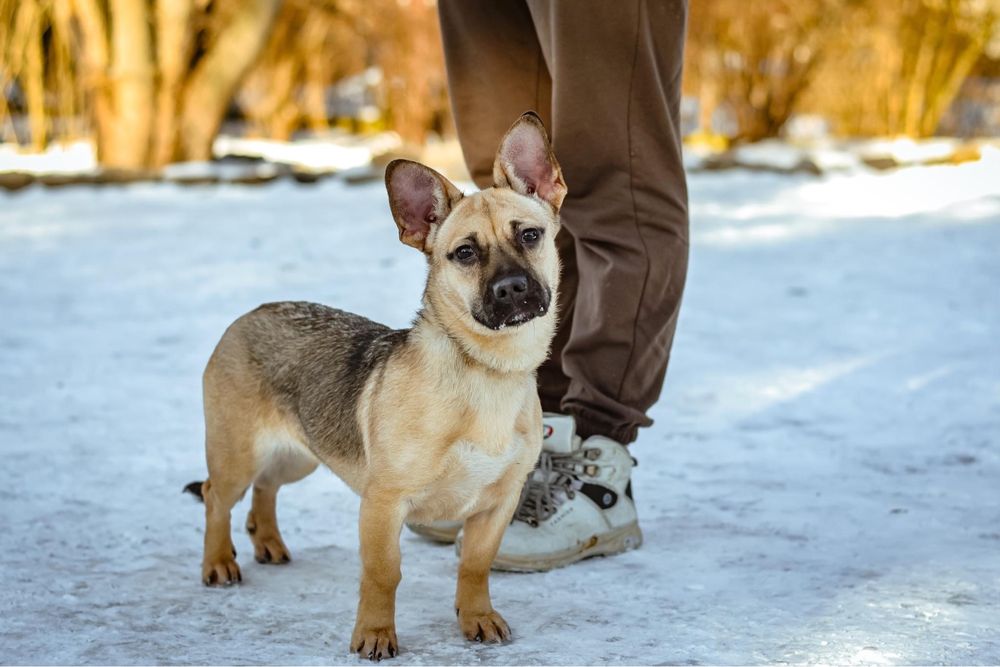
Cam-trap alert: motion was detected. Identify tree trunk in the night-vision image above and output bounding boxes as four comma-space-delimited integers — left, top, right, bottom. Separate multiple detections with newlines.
902, 7, 940, 136
244, 48, 298, 138
301, 18, 331, 134
151, 0, 193, 167
21, 2, 48, 150
51, 0, 80, 139
6, 1, 48, 148
380, 0, 441, 145
106, 0, 155, 169
70, 0, 114, 160
698, 76, 718, 134
920, 17, 994, 137
176, 0, 281, 161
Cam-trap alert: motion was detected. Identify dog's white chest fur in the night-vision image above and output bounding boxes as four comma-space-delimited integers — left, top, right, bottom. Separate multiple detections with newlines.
453, 438, 520, 496
408, 431, 528, 523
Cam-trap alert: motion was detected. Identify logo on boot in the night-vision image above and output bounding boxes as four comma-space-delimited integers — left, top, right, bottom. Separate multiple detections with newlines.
542, 425, 554, 439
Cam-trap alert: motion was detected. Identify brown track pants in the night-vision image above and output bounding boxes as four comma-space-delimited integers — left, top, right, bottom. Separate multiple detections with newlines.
438, 0, 690, 444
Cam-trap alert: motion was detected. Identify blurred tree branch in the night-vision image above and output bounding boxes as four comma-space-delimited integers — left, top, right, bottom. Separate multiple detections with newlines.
1, 0, 450, 164
238, 0, 450, 145
800, 0, 999, 137
1, 0, 280, 167
3, 0, 997, 165
685, 0, 1000, 140
686, 0, 840, 142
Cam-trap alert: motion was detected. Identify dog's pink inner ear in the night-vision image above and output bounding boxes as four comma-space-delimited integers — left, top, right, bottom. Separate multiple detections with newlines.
388, 162, 449, 250
496, 119, 567, 211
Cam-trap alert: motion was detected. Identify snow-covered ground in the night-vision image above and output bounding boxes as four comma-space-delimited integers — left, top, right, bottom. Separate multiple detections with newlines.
0, 131, 402, 179
1, 154, 999, 665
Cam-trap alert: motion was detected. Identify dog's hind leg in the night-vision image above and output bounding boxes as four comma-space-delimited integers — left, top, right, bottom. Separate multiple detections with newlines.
200, 373, 259, 586
246, 444, 318, 564
201, 468, 253, 585
246, 485, 288, 564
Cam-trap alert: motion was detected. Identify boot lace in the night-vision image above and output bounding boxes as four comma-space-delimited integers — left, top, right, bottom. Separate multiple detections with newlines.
512, 448, 597, 526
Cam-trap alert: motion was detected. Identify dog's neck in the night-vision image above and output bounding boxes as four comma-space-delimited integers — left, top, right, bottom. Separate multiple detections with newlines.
413, 299, 555, 377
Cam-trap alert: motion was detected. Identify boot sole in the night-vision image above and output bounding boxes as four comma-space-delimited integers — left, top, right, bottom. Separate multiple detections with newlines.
406, 522, 461, 544
490, 522, 643, 573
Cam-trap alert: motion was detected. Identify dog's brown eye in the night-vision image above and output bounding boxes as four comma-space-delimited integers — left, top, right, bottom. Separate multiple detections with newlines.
453, 245, 477, 263
519, 228, 541, 246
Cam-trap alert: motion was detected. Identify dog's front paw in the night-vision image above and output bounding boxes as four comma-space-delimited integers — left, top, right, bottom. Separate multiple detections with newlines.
458, 608, 511, 644
350, 625, 398, 661
202, 554, 241, 586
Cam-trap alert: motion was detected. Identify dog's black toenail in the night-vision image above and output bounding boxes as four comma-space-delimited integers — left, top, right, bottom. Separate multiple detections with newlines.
281, 554, 290, 563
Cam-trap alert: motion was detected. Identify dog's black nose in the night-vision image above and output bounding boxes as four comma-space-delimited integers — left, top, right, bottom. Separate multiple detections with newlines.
491, 274, 528, 302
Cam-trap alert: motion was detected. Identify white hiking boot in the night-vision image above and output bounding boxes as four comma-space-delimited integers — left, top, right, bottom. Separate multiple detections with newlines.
406, 518, 463, 543
458, 413, 642, 572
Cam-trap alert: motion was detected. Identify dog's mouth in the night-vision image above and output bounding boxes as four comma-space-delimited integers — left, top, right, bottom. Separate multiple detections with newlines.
500, 304, 546, 329
475, 292, 550, 331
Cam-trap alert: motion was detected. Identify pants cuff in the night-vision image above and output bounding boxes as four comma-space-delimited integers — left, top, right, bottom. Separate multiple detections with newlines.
566, 405, 641, 445
540, 394, 564, 414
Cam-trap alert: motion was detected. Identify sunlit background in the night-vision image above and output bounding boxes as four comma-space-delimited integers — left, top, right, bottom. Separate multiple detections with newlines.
1, 0, 998, 179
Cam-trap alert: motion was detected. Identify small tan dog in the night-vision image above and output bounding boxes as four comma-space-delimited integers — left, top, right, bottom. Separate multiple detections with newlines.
186, 112, 566, 660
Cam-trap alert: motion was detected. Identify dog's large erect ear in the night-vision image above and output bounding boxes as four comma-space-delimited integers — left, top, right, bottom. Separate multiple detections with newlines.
492, 112, 567, 212
385, 159, 463, 252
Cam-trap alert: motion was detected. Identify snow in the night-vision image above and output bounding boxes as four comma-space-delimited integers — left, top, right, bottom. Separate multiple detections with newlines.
730, 140, 812, 171
162, 161, 282, 182
2, 157, 999, 665
0, 131, 400, 178
0, 140, 98, 175
693, 138, 997, 177
212, 132, 401, 174
855, 137, 962, 166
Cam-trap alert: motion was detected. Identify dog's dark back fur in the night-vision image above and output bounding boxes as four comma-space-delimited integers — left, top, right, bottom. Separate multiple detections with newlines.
238, 301, 408, 462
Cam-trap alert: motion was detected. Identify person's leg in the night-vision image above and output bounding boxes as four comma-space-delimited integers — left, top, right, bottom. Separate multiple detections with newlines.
437, 0, 552, 190
536, 224, 578, 413
527, 0, 690, 444
475, 0, 689, 572
437, 0, 576, 415
430, 0, 689, 569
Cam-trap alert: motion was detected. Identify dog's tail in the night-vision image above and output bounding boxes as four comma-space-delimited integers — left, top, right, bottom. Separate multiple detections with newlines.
184, 480, 205, 502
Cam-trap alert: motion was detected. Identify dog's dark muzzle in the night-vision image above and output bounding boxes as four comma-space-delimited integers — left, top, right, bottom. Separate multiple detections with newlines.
479, 271, 550, 330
